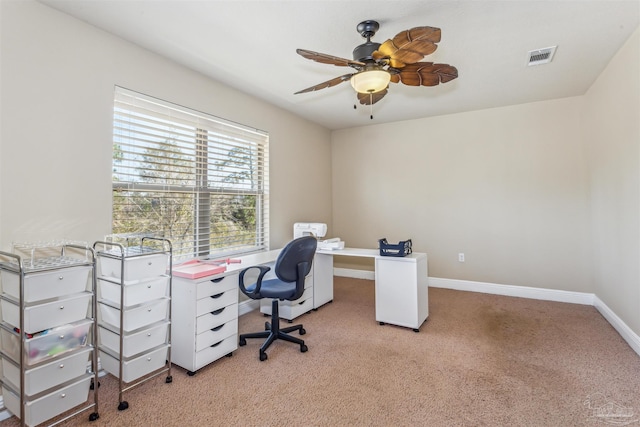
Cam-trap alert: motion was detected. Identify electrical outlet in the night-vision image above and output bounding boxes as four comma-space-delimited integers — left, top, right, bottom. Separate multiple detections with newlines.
458, 253, 465, 262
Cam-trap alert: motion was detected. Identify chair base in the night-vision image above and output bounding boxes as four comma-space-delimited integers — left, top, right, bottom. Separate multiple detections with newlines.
239, 299, 308, 361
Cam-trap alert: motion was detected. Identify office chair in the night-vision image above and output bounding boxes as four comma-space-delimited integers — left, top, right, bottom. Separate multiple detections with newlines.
238, 236, 317, 361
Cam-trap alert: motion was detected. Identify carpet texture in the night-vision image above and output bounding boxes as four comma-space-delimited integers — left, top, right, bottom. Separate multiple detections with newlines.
3, 277, 640, 426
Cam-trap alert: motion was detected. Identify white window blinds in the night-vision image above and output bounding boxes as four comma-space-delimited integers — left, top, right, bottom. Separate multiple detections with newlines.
112, 87, 269, 260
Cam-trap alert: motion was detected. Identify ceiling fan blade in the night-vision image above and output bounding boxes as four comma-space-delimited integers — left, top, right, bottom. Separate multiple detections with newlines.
396, 62, 458, 87
296, 49, 365, 68
373, 26, 441, 68
294, 73, 354, 94
357, 89, 388, 105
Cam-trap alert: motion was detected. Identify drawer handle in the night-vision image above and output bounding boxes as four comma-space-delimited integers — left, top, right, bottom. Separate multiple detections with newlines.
211, 324, 224, 332
210, 340, 222, 348
58, 335, 65, 340
59, 305, 64, 310
210, 277, 224, 283
298, 301, 305, 306
147, 357, 152, 361
60, 393, 66, 398
148, 261, 153, 266
210, 307, 225, 315
58, 276, 64, 281
59, 364, 65, 369
210, 292, 224, 299
147, 333, 152, 337
147, 284, 152, 289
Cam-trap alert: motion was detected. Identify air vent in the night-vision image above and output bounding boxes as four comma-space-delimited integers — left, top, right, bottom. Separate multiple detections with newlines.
527, 46, 557, 66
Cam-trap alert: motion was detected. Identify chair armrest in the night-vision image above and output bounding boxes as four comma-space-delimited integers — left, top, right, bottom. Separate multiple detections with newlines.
238, 264, 272, 299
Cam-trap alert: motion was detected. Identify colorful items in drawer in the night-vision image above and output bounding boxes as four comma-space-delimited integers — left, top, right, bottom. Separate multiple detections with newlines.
1, 320, 91, 365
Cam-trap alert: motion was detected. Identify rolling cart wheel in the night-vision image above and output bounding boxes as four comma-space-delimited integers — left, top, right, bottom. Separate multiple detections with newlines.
259, 351, 268, 361
226, 352, 233, 357
165, 375, 173, 383
89, 412, 99, 422
300, 344, 308, 353
187, 371, 196, 376
239, 337, 247, 346
90, 380, 100, 390
118, 401, 129, 411
287, 319, 293, 323
299, 328, 306, 335
413, 329, 420, 333
379, 322, 385, 326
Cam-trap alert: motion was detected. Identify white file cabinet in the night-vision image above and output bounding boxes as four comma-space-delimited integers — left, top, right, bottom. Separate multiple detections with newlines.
374, 253, 429, 331
171, 271, 239, 375
94, 237, 172, 411
0, 244, 100, 427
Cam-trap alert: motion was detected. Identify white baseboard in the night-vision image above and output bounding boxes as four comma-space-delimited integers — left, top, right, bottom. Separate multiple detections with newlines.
427, 276, 595, 305
335, 269, 640, 357
239, 299, 259, 316
593, 295, 640, 356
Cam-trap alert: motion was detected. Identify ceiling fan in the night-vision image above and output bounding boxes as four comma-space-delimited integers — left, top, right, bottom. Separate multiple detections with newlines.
294, 20, 459, 110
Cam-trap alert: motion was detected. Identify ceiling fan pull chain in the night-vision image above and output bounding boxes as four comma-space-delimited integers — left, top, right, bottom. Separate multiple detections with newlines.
370, 93, 373, 119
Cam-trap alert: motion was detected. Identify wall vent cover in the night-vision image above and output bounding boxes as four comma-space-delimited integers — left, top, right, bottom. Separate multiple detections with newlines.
527, 46, 557, 66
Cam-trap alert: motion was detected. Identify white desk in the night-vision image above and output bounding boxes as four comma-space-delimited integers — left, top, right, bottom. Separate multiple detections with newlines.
171, 247, 428, 373
315, 248, 429, 332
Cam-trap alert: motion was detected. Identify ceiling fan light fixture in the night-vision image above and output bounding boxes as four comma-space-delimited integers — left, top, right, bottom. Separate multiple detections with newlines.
350, 70, 391, 94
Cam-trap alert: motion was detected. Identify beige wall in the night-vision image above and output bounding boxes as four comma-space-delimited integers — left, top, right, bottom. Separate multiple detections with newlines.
332, 97, 592, 293
583, 28, 640, 334
0, 1, 332, 251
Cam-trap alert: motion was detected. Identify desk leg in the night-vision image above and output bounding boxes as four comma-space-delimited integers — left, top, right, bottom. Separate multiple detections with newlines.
313, 253, 334, 308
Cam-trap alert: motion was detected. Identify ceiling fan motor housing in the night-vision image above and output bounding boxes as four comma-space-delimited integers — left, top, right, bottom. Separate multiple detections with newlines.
353, 41, 381, 63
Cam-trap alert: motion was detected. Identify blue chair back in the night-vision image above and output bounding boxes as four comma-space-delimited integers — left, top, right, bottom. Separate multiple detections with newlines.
274, 236, 317, 283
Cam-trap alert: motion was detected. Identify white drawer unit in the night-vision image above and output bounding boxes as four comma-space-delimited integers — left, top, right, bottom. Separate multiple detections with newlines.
98, 275, 169, 307
94, 237, 173, 411
0, 245, 100, 426
3, 375, 93, 427
1, 265, 91, 303
98, 322, 169, 358
99, 344, 169, 383
2, 292, 92, 333
98, 251, 169, 282
2, 347, 92, 396
259, 274, 314, 320
171, 271, 239, 375
97, 297, 170, 332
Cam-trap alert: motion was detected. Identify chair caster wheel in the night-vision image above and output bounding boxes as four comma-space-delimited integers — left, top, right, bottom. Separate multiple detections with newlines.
165, 375, 173, 383
118, 401, 129, 411
300, 328, 306, 335
89, 412, 99, 422
264, 322, 270, 330
259, 351, 268, 361
300, 344, 308, 353
239, 337, 246, 346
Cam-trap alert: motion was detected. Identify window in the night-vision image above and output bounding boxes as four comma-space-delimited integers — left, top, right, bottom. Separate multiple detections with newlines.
112, 87, 269, 260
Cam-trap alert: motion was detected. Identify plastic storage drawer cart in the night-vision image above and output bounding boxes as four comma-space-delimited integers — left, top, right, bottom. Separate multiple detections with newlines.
94, 236, 172, 412
0, 243, 100, 427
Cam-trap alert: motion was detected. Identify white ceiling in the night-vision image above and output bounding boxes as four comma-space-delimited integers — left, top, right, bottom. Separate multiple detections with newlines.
39, 0, 639, 130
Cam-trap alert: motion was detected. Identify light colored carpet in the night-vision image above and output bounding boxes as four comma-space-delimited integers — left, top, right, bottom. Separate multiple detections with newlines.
4, 277, 640, 426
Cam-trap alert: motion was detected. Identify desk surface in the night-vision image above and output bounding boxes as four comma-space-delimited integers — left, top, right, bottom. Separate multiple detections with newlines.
318, 247, 426, 262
